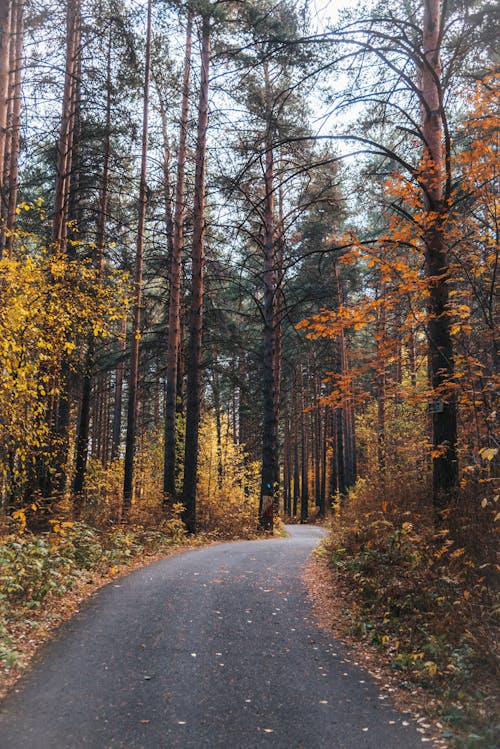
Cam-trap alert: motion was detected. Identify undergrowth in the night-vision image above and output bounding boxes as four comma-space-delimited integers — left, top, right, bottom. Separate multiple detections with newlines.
0, 504, 188, 675
325, 478, 499, 749
0, 410, 266, 683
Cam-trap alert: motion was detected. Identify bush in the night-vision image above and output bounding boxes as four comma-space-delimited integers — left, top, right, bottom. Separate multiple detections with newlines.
325, 478, 499, 745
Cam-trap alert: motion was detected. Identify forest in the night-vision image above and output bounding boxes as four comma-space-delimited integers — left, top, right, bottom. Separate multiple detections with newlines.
0, 0, 498, 746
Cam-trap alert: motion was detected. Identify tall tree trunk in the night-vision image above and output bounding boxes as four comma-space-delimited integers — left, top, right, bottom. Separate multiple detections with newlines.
283, 397, 291, 515
122, 0, 152, 518
329, 409, 337, 505
182, 16, 210, 533
52, 0, 81, 494
0, 1, 13, 215
320, 405, 328, 514
313, 373, 322, 511
211, 346, 223, 490
259, 59, 278, 530
273, 175, 285, 493
4, 0, 22, 256
292, 382, 299, 517
164, 12, 192, 500
37, 0, 80, 500
0, 0, 13, 244
111, 314, 127, 459
300, 365, 309, 522
238, 353, 246, 445
156, 88, 174, 271
52, 0, 80, 249
376, 275, 386, 479
73, 30, 112, 501
332, 264, 347, 497
408, 323, 417, 388
336, 405, 346, 497
421, 0, 458, 509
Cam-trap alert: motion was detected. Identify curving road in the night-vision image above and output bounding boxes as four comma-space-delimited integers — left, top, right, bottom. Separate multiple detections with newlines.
0, 525, 427, 748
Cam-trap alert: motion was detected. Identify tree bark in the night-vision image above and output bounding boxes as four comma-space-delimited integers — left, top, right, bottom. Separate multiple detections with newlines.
111, 314, 127, 459
73, 29, 112, 501
122, 0, 152, 518
0, 0, 13, 211
320, 406, 328, 514
4, 0, 22, 256
292, 382, 299, 517
259, 59, 278, 530
376, 274, 386, 479
421, 0, 458, 509
300, 366, 309, 522
211, 346, 223, 490
52, 0, 80, 249
182, 16, 210, 533
164, 12, 192, 500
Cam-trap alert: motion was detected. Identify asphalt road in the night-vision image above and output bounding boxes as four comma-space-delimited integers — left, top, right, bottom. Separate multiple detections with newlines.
0, 525, 428, 749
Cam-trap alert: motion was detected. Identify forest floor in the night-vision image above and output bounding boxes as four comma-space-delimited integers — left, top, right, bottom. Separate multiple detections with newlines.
304, 510, 499, 749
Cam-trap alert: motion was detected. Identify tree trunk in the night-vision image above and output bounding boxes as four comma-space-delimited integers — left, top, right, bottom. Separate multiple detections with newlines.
37, 0, 80, 500
111, 314, 127, 459
300, 366, 309, 522
122, 0, 152, 518
164, 12, 192, 500
320, 406, 327, 514
238, 353, 246, 445
292, 382, 299, 517
408, 323, 417, 388
329, 409, 337, 504
52, 0, 80, 249
4, 0, 22, 256
73, 30, 112, 502
0, 1, 13, 215
376, 275, 386, 479
421, 0, 458, 509
182, 16, 210, 533
336, 405, 346, 497
156, 90, 174, 273
0, 0, 14, 254
273, 174, 285, 495
211, 346, 223, 490
259, 59, 278, 530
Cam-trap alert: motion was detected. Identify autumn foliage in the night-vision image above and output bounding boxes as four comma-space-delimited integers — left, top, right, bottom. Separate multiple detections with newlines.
0, 218, 128, 511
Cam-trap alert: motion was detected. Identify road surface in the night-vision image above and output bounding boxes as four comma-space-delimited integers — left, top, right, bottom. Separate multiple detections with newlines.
0, 525, 428, 748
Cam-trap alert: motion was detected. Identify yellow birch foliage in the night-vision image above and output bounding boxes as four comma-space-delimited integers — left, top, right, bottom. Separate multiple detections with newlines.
0, 230, 128, 507
196, 412, 260, 537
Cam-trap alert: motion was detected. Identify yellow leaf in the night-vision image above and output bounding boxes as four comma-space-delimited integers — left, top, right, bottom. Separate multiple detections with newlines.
479, 447, 498, 462
424, 661, 438, 677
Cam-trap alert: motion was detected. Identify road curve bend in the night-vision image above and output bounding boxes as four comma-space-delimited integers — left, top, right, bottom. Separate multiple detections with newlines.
0, 525, 428, 748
